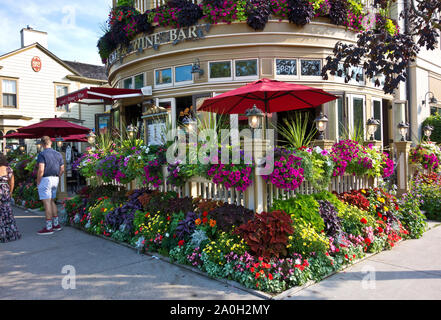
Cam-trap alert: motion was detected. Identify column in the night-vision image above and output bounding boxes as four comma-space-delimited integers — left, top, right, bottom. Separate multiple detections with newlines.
394, 141, 412, 197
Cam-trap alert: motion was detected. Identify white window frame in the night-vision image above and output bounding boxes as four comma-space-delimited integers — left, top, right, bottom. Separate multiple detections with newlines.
133, 72, 145, 89
274, 58, 299, 80
347, 94, 366, 138
55, 84, 69, 112
300, 59, 322, 79
154, 67, 173, 89
371, 97, 383, 141
174, 64, 194, 86
208, 60, 233, 82
1, 79, 18, 108
233, 58, 259, 81
156, 97, 175, 130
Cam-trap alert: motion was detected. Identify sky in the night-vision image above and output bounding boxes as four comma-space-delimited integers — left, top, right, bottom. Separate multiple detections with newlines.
0, 0, 113, 65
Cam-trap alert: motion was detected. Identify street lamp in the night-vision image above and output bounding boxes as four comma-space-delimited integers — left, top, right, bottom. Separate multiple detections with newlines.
127, 124, 138, 139
397, 121, 409, 141
245, 105, 264, 129
366, 118, 381, 141
423, 124, 434, 141
87, 131, 96, 145
314, 112, 328, 140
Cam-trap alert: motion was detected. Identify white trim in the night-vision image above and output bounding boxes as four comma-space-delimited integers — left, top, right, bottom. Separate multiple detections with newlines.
371, 97, 383, 142
347, 94, 366, 138
157, 97, 175, 130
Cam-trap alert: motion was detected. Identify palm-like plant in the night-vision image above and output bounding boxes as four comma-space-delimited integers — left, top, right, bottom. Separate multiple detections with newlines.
340, 121, 365, 144
275, 112, 317, 149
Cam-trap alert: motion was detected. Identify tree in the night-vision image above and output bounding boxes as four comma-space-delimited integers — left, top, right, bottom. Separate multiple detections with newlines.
322, 0, 441, 95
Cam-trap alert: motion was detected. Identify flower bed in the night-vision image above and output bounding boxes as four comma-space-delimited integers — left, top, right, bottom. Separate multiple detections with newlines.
62, 181, 429, 294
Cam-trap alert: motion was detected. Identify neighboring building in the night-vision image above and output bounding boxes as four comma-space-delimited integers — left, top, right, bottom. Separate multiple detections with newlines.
0, 26, 108, 152
104, 0, 441, 147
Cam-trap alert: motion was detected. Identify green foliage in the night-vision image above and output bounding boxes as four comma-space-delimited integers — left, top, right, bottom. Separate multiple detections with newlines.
275, 112, 317, 149
287, 217, 329, 257
397, 188, 427, 239
271, 194, 324, 233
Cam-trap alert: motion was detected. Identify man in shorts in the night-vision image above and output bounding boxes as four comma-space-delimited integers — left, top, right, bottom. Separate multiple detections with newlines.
36, 136, 65, 235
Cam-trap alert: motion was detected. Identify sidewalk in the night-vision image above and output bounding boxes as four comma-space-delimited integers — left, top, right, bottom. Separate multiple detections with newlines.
0, 206, 258, 300
1, 206, 441, 300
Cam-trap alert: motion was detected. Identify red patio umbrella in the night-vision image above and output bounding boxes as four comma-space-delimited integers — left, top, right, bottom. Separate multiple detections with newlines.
17, 117, 91, 137
50, 134, 88, 143
198, 78, 338, 115
2, 132, 38, 139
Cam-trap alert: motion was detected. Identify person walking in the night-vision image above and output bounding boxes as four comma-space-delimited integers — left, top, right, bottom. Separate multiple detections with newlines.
36, 136, 64, 235
0, 154, 21, 243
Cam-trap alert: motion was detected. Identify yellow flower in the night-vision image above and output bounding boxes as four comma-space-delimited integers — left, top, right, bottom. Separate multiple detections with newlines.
361, 189, 366, 194
384, 206, 389, 212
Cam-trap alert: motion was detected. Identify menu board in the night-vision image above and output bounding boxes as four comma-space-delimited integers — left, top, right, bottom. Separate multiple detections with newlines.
147, 121, 166, 146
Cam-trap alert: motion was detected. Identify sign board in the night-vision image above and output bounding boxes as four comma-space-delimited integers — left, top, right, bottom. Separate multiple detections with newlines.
31, 56, 42, 72
107, 24, 211, 67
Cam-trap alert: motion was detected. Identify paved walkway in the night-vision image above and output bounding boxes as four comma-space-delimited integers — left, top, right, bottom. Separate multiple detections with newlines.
1, 206, 441, 300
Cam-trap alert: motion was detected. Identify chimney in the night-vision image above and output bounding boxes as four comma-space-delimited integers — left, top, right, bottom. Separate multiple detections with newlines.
20, 26, 48, 49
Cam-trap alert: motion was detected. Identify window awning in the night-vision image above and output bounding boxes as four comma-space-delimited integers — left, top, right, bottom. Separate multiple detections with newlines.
56, 87, 143, 107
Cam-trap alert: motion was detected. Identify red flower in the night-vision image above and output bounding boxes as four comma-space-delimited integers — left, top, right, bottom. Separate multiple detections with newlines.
250, 267, 255, 273
378, 227, 383, 233
178, 240, 184, 247
268, 273, 273, 280
167, 216, 171, 221
255, 272, 260, 279
383, 216, 387, 221
202, 211, 208, 217
345, 254, 349, 259
258, 257, 264, 261
360, 218, 368, 224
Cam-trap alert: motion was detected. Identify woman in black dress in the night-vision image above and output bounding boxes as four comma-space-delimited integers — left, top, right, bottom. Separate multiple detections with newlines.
0, 154, 21, 242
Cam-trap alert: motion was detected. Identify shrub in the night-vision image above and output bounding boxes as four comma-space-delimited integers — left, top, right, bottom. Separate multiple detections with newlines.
271, 194, 324, 233
208, 203, 254, 232
336, 189, 370, 211
235, 210, 294, 260
318, 200, 342, 237
338, 204, 377, 237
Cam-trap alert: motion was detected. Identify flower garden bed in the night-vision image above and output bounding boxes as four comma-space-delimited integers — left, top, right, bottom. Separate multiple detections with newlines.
61, 180, 431, 295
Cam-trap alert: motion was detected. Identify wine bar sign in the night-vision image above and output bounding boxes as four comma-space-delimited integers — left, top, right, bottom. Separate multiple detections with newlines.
107, 23, 212, 67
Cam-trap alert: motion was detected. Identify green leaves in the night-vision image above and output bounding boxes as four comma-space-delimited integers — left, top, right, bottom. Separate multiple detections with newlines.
275, 112, 317, 149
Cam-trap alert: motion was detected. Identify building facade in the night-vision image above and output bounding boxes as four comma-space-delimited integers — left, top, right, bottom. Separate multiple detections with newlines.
105, 0, 441, 147
0, 27, 108, 152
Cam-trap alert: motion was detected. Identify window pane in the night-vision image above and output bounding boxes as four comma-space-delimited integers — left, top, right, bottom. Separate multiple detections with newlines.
155, 68, 172, 85
373, 100, 382, 140
301, 60, 321, 76
276, 59, 297, 76
209, 61, 231, 79
123, 78, 133, 89
2, 80, 16, 93
3, 94, 16, 107
175, 65, 193, 83
337, 97, 345, 139
352, 66, 364, 84
134, 74, 144, 89
235, 60, 257, 77
56, 85, 68, 97
353, 98, 364, 133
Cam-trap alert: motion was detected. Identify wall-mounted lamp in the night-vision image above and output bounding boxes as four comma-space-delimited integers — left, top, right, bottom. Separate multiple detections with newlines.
422, 91, 438, 108
191, 58, 204, 77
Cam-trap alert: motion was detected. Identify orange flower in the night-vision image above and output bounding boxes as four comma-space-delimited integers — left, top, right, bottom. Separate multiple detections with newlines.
209, 219, 216, 227
195, 218, 201, 225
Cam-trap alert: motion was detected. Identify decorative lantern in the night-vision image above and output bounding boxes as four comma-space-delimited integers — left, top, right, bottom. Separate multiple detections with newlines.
245, 105, 264, 129
366, 118, 380, 141
423, 124, 434, 141
55, 137, 64, 148
397, 121, 409, 141
87, 131, 96, 145
127, 124, 138, 139
35, 139, 42, 151
314, 112, 328, 140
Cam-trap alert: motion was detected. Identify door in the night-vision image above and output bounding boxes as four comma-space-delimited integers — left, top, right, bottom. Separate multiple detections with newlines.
347, 94, 366, 140
372, 98, 383, 142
